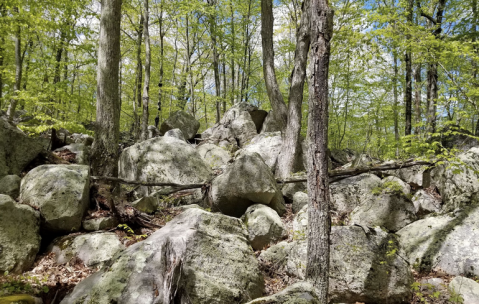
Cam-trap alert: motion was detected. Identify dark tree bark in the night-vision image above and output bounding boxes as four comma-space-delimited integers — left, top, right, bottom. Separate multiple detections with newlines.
207, 0, 221, 123
0, 4, 4, 109
276, 0, 311, 179
132, 13, 144, 137
393, 54, 399, 156
306, 0, 333, 301
140, 0, 151, 141
261, 0, 288, 130
405, 0, 414, 136
7, 7, 22, 123
414, 64, 422, 134
156, 0, 165, 127
91, 0, 122, 178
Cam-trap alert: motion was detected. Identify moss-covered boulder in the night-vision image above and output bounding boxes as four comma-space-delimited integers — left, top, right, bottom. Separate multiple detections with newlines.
245, 282, 320, 304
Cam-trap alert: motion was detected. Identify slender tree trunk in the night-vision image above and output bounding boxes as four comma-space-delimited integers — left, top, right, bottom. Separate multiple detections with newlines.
156, 0, 164, 128
0, 4, 4, 109
404, 0, 413, 135
306, 0, 333, 301
91, 0, 122, 178
133, 14, 144, 137
393, 54, 399, 156
222, 41, 227, 112
276, 0, 311, 179
230, 1, 236, 105
141, 0, 151, 141
7, 7, 22, 123
414, 64, 422, 134
240, 0, 252, 103
426, 63, 438, 134
208, 0, 221, 123
261, 0, 288, 130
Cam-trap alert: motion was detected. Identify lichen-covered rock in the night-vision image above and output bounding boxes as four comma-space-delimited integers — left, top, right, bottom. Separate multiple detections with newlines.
261, 111, 283, 133
281, 182, 307, 204
160, 110, 200, 140
258, 240, 294, 269
292, 205, 308, 241
245, 282, 320, 304
0, 175, 21, 198
243, 132, 282, 171
72, 133, 94, 146
0, 294, 43, 304
412, 190, 442, 216
350, 193, 416, 232
0, 116, 44, 177
47, 232, 125, 267
397, 205, 479, 276
449, 276, 479, 304
243, 204, 287, 250
20, 165, 90, 233
211, 151, 285, 217
83, 217, 118, 231
148, 125, 161, 139
0, 195, 40, 274
130, 196, 159, 214
164, 128, 186, 141
196, 143, 232, 168
54, 143, 90, 165
119, 136, 212, 196
286, 226, 413, 304
430, 147, 479, 212
61, 209, 264, 304
292, 192, 308, 214
386, 164, 425, 187
329, 173, 382, 216
382, 176, 411, 195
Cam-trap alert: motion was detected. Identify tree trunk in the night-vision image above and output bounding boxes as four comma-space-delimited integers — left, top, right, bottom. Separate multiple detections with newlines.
141, 0, 151, 141
393, 54, 399, 156
91, 0, 122, 178
275, 0, 311, 179
261, 0, 288, 130
404, 0, 413, 136
156, 0, 164, 128
426, 63, 438, 134
0, 4, 4, 109
133, 13, 144, 138
414, 64, 422, 134
208, 0, 221, 123
230, 1, 236, 105
306, 0, 333, 301
7, 7, 22, 123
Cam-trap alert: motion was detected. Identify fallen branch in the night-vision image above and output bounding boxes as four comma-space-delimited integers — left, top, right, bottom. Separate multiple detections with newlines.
91, 176, 204, 190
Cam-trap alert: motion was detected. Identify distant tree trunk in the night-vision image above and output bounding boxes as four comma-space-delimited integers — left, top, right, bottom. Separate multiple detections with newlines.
393, 54, 399, 156
230, 1, 236, 105
276, 0, 311, 179
91, 0, 122, 178
140, 0, 151, 141
133, 13, 144, 137
261, 0, 288, 130
208, 0, 221, 123
414, 64, 422, 134
7, 7, 22, 123
306, 0, 333, 301
0, 4, 4, 109
156, 0, 164, 128
404, 0, 413, 136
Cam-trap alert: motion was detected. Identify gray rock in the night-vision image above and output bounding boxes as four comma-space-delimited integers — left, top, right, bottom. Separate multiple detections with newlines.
245, 282, 320, 304
261, 111, 283, 133
258, 240, 294, 269
0, 195, 40, 274
350, 193, 416, 232
72, 133, 94, 146
292, 205, 308, 241
430, 147, 479, 212
286, 226, 413, 304
147, 125, 160, 138
196, 143, 232, 168
249, 109, 268, 133
119, 136, 212, 196
449, 276, 479, 304
382, 176, 411, 195
243, 204, 287, 250
397, 205, 479, 276
47, 232, 125, 267
386, 164, 425, 187
292, 192, 308, 214
412, 190, 442, 216
160, 110, 200, 140
0, 116, 44, 177
281, 182, 307, 204
131, 196, 159, 214
61, 209, 264, 304
20, 165, 90, 233
242, 132, 283, 171
0, 175, 21, 198
54, 143, 90, 165
83, 217, 118, 231
211, 151, 285, 217
270, 190, 287, 218
330, 173, 382, 215
164, 128, 186, 141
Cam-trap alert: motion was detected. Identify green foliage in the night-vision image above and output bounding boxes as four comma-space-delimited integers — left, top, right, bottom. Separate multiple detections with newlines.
372, 180, 404, 196
0, 271, 49, 297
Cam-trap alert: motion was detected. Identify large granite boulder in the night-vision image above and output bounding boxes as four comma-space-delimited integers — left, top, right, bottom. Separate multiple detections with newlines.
430, 147, 479, 212
286, 226, 413, 304
160, 110, 200, 140
119, 136, 212, 196
397, 204, 479, 276
20, 165, 90, 233
203, 102, 259, 149
0, 175, 21, 198
412, 190, 442, 216
243, 132, 283, 171
0, 116, 44, 177
243, 204, 287, 250
47, 232, 125, 267
245, 282, 320, 304
210, 151, 285, 217
386, 164, 425, 187
0, 195, 40, 274
449, 276, 479, 304
329, 173, 382, 215
61, 209, 264, 304
196, 143, 232, 168
54, 143, 90, 165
